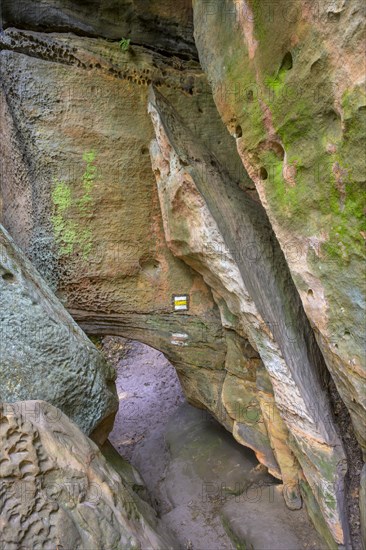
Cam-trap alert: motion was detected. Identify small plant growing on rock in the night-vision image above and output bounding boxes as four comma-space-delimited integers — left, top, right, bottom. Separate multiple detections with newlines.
119, 38, 131, 51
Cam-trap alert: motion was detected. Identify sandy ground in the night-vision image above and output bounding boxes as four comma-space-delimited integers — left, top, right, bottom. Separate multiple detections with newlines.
107, 338, 326, 550
108, 338, 237, 548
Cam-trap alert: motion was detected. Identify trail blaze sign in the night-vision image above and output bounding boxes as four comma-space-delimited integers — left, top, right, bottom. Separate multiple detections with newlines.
171, 332, 189, 346
173, 294, 189, 311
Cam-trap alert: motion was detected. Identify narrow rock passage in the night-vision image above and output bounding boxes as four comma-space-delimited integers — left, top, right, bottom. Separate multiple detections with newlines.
109, 338, 185, 462
107, 338, 325, 550
108, 338, 239, 548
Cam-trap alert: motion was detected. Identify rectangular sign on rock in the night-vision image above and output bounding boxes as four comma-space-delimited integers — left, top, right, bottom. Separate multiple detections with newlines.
173, 294, 189, 311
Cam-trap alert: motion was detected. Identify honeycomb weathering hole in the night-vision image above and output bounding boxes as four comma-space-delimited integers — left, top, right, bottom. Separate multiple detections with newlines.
2, 271, 15, 282
280, 52, 293, 71
260, 167, 268, 180
235, 125, 243, 138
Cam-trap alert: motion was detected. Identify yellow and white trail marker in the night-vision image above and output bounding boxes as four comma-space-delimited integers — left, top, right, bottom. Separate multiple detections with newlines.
173, 294, 189, 311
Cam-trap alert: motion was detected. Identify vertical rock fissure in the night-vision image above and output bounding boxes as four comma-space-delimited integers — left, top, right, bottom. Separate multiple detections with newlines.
328, 376, 364, 548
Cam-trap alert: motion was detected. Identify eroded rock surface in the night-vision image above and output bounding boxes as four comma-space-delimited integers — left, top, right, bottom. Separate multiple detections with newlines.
148, 87, 350, 546
2, 0, 196, 58
0, 26, 243, 389
0, 400, 172, 549
0, 225, 117, 442
0, 4, 364, 548
193, 0, 366, 457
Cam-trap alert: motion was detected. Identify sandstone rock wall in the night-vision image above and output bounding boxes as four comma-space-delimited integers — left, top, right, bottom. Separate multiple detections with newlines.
0, 224, 117, 443
2, 0, 196, 58
0, 3, 364, 548
0, 24, 284, 515
0, 27, 235, 389
0, 400, 172, 549
192, 0, 366, 457
148, 87, 350, 546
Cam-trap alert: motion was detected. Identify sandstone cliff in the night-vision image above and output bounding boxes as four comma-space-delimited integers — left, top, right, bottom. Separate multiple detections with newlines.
0, 2, 364, 548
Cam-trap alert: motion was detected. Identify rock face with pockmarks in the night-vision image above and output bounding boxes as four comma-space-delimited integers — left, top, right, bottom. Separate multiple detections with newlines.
0, 225, 118, 443
0, 2, 364, 548
193, 0, 366, 457
1, 0, 196, 58
0, 400, 172, 549
0, 26, 238, 383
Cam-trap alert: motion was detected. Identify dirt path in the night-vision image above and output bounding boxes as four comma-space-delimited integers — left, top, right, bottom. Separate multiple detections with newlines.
107, 338, 325, 550
108, 339, 237, 548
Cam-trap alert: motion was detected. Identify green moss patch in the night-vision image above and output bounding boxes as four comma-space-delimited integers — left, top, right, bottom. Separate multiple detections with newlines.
51, 150, 97, 259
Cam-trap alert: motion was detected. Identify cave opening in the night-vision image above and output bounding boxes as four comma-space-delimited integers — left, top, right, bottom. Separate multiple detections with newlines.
106, 337, 186, 463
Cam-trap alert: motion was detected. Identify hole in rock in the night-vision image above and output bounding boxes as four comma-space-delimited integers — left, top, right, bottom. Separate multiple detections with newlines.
138, 257, 161, 278
310, 58, 324, 74
307, 288, 314, 297
235, 125, 243, 138
108, 338, 185, 463
102, 337, 323, 549
323, 108, 342, 141
327, 11, 341, 20
268, 141, 285, 160
2, 271, 15, 282
280, 51, 293, 72
260, 167, 268, 180
325, 108, 340, 123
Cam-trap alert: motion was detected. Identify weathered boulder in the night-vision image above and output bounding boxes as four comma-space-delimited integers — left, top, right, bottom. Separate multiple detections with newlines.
0, 400, 172, 549
148, 86, 349, 545
192, 0, 366, 458
0, 224, 117, 443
